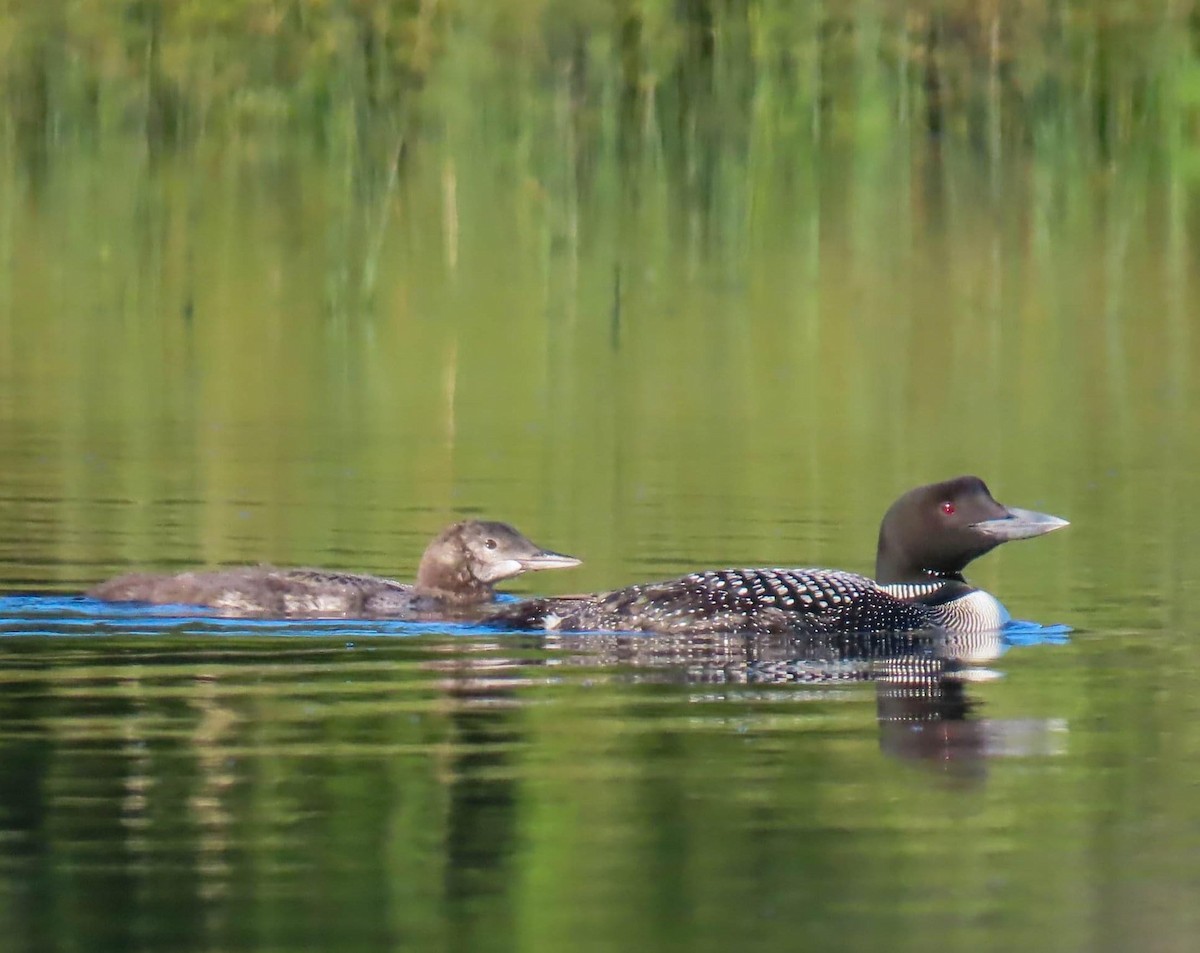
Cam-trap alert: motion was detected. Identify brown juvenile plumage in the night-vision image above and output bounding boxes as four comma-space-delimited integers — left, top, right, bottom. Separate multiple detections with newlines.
89, 520, 580, 620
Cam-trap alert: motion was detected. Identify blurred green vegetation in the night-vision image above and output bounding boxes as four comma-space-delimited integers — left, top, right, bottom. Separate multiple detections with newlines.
0, 0, 1193, 614
3, 1, 1200, 175
1, 4, 1198, 628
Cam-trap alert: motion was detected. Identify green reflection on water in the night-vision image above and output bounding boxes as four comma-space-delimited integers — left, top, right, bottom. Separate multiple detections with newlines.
0, 633, 1193, 953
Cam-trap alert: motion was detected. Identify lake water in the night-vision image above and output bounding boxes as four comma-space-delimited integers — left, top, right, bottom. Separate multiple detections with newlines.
3, 5, 1200, 951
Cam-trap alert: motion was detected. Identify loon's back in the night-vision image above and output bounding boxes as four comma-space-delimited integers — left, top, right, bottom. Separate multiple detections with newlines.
89, 567, 438, 619
487, 568, 933, 635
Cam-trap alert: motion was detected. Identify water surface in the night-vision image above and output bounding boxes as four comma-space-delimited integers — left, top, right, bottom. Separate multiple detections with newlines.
3, 3, 1200, 951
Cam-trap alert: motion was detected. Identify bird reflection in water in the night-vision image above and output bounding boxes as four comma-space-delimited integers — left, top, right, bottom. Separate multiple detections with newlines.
422, 624, 1068, 777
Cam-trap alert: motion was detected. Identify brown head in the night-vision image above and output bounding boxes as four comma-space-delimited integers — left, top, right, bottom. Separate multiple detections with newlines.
415, 520, 581, 602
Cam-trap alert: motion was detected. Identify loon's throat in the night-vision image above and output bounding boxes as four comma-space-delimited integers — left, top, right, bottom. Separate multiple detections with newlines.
879, 565, 966, 587
416, 574, 494, 603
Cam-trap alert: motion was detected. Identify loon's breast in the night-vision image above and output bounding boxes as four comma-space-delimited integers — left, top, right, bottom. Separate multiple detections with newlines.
880, 579, 1012, 634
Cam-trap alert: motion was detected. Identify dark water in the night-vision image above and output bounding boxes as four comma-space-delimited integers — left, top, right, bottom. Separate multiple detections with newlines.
5, 5, 1200, 951
0, 595, 1185, 953
0, 600, 1088, 953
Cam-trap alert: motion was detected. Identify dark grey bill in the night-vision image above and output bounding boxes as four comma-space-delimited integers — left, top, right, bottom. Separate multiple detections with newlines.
518, 550, 583, 570
972, 507, 1070, 542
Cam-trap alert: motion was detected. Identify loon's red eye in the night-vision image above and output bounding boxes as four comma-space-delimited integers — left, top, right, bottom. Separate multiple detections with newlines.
941, 501, 956, 515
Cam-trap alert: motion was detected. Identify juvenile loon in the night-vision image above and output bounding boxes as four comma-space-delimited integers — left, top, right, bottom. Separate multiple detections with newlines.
89, 520, 581, 620
483, 476, 1068, 636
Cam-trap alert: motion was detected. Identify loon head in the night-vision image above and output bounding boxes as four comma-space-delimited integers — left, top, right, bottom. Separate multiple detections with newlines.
874, 476, 1068, 585
416, 520, 581, 597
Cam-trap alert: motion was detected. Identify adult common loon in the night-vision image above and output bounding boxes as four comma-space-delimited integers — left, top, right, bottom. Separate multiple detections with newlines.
89, 520, 581, 620
483, 476, 1068, 635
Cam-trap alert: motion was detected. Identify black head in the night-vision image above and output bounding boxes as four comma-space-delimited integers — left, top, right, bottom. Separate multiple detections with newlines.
874, 476, 1068, 585
417, 520, 581, 598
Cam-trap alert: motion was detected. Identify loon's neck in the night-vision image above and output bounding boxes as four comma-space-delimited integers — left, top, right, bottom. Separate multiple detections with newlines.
920, 568, 967, 587
415, 535, 494, 603
876, 559, 968, 587
881, 573, 975, 607
414, 572, 495, 604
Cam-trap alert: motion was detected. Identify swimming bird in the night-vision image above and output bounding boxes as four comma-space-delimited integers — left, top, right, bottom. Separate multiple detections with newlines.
482, 477, 1067, 635
89, 520, 581, 620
